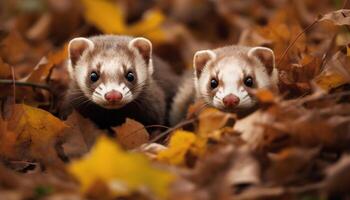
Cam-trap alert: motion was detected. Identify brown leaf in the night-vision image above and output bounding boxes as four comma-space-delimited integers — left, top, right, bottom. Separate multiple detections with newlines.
325, 155, 350, 195
319, 9, 350, 26
113, 118, 150, 149
25, 45, 68, 83
62, 111, 104, 159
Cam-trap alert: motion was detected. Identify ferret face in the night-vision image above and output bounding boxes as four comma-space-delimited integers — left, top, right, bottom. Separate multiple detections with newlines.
194, 47, 277, 112
68, 36, 153, 109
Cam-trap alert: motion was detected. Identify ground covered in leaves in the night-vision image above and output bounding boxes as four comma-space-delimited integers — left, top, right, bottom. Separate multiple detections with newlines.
0, 0, 350, 199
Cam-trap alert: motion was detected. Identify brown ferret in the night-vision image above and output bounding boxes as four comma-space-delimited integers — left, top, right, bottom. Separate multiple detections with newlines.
63, 35, 179, 129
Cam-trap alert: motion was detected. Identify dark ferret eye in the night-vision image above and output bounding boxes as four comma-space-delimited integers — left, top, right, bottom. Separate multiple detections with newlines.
244, 76, 254, 87
126, 72, 135, 82
210, 78, 219, 89
90, 72, 99, 82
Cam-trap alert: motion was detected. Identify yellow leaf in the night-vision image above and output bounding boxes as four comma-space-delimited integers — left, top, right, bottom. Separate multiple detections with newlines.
80, 0, 167, 43
0, 104, 67, 161
127, 9, 167, 43
157, 130, 206, 166
197, 108, 233, 136
255, 89, 275, 103
81, 0, 126, 34
68, 136, 173, 198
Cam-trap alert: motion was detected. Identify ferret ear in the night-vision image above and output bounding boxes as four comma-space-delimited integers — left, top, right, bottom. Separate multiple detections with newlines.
129, 37, 152, 64
68, 37, 94, 66
247, 47, 276, 76
193, 50, 216, 78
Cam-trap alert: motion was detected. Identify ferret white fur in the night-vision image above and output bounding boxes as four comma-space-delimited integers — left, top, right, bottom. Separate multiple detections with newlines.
170, 45, 278, 125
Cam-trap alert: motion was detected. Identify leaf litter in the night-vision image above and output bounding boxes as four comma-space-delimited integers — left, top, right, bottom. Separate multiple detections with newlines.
0, 0, 350, 199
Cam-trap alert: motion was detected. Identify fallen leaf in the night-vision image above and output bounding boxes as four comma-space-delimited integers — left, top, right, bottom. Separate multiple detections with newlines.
325, 155, 350, 194
0, 57, 12, 79
68, 136, 174, 198
319, 9, 350, 26
197, 108, 234, 136
0, 31, 31, 64
254, 89, 276, 104
25, 44, 68, 83
0, 104, 67, 163
61, 111, 104, 159
157, 130, 206, 166
80, 0, 167, 43
113, 118, 149, 150
313, 51, 350, 91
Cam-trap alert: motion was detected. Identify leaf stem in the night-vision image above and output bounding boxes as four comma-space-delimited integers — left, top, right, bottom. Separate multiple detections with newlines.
0, 79, 51, 91
276, 20, 319, 68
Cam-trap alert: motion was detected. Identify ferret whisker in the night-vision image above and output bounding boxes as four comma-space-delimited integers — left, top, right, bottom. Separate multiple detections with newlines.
126, 81, 146, 94
73, 98, 92, 108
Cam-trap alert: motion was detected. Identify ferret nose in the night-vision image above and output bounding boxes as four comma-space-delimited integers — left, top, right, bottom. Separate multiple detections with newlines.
223, 94, 240, 107
104, 90, 123, 102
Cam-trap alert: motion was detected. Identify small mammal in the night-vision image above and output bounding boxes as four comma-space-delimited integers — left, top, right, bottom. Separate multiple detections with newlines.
63, 35, 179, 129
170, 45, 278, 125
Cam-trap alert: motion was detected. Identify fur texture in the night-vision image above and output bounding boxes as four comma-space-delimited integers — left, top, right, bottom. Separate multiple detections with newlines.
63, 35, 179, 129
170, 45, 278, 126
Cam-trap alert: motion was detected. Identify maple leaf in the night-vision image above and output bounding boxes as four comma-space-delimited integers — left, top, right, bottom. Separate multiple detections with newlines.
68, 136, 174, 198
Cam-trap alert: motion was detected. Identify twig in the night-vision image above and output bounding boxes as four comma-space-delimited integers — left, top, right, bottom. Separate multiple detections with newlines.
0, 79, 51, 91
276, 20, 319, 68
149, 118, 197, 143
122, 124, 170, 139
10, 67, 15, 104
278, 0, 349, 68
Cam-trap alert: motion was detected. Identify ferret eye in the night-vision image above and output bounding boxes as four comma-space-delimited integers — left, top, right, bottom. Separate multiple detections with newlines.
126, 72, 135, 82
210, 78, 219, 89
90, 72, 99, 82
244, 76, 254, 87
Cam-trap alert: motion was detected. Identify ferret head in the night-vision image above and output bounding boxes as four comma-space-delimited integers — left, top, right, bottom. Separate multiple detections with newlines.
193, 46, 278, 112
68, 36, 153, 109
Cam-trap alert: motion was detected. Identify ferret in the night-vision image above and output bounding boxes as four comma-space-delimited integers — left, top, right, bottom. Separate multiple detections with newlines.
63, 35, 179, 129
170, 45, 278, 125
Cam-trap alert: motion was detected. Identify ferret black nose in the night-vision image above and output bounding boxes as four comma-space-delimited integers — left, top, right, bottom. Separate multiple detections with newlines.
105, 90, 123, 102
223, 94, 240, 107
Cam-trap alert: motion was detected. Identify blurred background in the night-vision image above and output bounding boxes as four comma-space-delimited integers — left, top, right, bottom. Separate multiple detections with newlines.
0, 0, 348, 111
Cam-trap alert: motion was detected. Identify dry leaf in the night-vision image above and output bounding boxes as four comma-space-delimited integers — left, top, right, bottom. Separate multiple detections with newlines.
197, 108, 234, 136
319, 9, 350, 26
81, 0, 126, 34
68, 136, 174, 198
157, 130, 206, 166
0, 104, 67, 162
25, 44, 68, 83
113, 118, 149, 150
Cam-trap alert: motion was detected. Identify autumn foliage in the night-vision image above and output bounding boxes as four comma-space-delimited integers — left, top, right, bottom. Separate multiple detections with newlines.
0, 0, 350, 199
